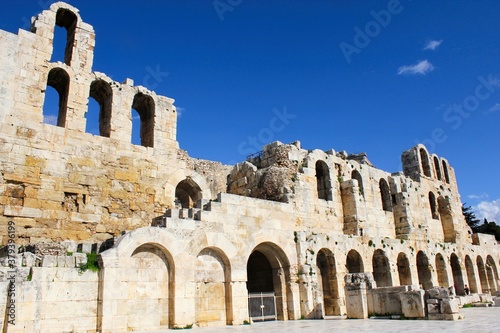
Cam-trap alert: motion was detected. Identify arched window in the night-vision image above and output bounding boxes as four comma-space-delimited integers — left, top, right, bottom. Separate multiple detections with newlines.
346, 250, 364, 273
132, 93, 155, 147
433, 156, 442, 180
429, 192, 438, 219
379, 178, 392, 212
315, 160, 332, 201
175, 178, 202, 209
419, 148, 431, 177
87, 80, 112, 137
442, 160, 450, 184
44, 67, 70, 127
351, 170, 364, 197
372, 249, 392, 287
51, 8, 78, 65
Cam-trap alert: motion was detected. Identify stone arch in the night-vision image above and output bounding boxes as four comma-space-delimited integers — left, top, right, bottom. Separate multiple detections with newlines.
126, 243, 174, 330
88, 79, 112, 137
175, 178, 203, 209
477, 256, 489, 293
486, 255, 499, 292
372, 249, 392, 287
416, 251, 432, 290
316, 249, 340, 316
419, 148, 432, 177
346, 249, 364, 273
465, 255, 478, 293
98, 228, 180, 332
44, 67, 70, 127
166, 169, 213, 205
247, 242, 294, 321
450, 253, 465, 295
438, 196, 456, 243
52, 7, 78, 65
379, 178, 392, 212
433, 156, 442, 180
195, 247, 233, 327
429, 192, 438, 220
351, 170, 364, 197
132, 92, 155, 147
442, 160, 450, 184
397, 252, 412, 286
315, 160, 332, 201
435, 253, 449, 287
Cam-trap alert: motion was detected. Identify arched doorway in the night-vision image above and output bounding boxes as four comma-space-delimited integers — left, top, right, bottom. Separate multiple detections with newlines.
435, 253, 449, 287
372, 249, 392, 287
477, 256, 489, 293
195, 248, 232, 327
416, 251, 433, 290
127, 244, 174, 330
346, 250, 364, 273
465, 255, 478, 293
397, 253, 412, 286
316, 249, 340, 316
175, 178, 202, 209
450, 253, 465, 295
486, 255, 498, 292
246, 243, 294, 321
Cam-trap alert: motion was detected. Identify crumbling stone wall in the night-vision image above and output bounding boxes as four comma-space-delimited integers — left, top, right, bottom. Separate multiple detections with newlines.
0, 2, 499, 332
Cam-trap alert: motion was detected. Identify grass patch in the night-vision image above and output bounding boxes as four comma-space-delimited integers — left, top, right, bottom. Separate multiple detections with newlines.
78, 252, 100, 273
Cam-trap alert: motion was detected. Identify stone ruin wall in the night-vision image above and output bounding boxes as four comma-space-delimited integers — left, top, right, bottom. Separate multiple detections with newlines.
0, 2, 499, 332
0, 2, 230, 245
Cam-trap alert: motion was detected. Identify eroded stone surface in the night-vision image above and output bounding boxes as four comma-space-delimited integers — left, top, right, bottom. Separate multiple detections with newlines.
0, 2, 499, 332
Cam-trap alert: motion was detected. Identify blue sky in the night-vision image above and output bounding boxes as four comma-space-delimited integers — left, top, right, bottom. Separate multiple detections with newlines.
1, 0, 499, 222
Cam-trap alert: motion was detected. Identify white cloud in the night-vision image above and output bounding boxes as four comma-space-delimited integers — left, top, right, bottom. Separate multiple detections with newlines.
423, 39, 443, 51
468, 193, 489, 200
43, 115, 57, 125
397, 60, 434, 76
474, 199, 500, 223
176, 106, 185, 118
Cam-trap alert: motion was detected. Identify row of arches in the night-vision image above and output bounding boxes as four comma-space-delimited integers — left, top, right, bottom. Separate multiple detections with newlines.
43, 67, 155, 147
419, 147, 450, 183
315, 160, 392, 212
318, 249, 499, 315
104, 240, 295, 329
102, 232, 500, 330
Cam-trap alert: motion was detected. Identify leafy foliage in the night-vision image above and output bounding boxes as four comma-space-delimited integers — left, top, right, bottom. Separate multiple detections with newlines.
475, 218, 500, 241
78, 252, 100, 273
462, 203, 480, 231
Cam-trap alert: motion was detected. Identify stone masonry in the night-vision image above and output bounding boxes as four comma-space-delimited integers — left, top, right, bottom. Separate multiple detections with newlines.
0, 2, 499, 332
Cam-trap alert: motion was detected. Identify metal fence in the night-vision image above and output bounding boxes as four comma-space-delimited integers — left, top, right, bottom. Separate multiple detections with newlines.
248, 292, 277, 322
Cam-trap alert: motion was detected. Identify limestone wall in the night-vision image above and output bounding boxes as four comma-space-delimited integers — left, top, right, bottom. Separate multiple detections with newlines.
0, 267, 98, 333
0, 2, 499, 332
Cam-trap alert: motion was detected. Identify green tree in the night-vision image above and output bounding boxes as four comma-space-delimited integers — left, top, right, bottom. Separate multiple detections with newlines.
475, 218, 500, 241
462, 203, 480, 232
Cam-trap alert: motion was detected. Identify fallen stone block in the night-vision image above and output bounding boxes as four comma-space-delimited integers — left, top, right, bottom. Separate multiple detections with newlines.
440, 298, 460, 314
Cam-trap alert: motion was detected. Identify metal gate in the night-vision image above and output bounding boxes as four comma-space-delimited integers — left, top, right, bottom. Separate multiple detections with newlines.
248, 292, 277, 321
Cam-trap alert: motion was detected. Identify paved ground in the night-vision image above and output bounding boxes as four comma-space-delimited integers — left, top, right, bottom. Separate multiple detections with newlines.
136, 307, 500, 333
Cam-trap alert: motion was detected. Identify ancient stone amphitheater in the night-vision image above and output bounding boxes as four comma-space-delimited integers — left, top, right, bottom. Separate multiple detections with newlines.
0, 2, 498, 332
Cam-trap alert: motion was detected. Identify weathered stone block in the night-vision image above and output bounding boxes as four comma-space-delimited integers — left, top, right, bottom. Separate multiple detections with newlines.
400, 290, 425, 319
440, 298, 460, 314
